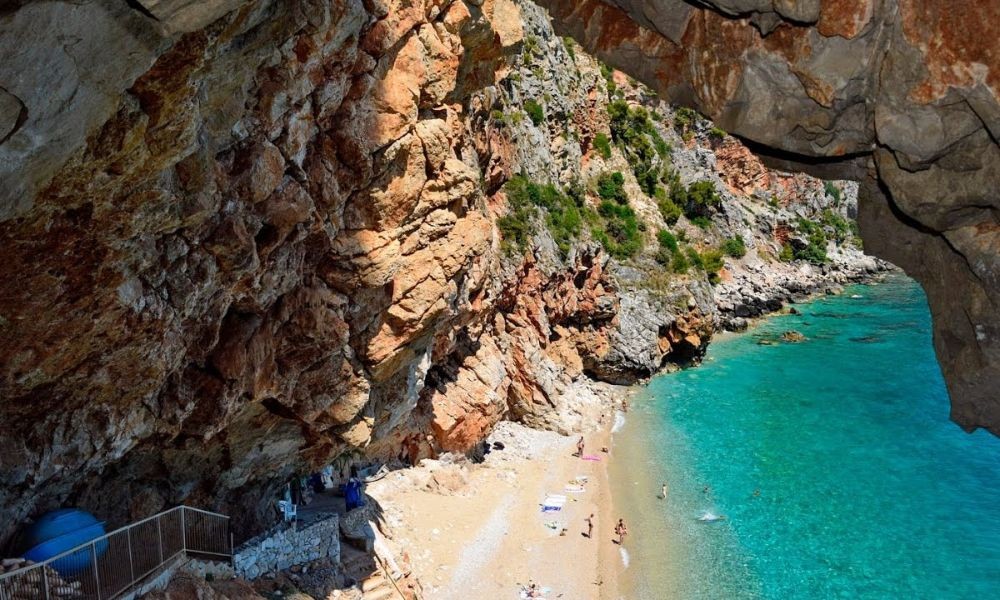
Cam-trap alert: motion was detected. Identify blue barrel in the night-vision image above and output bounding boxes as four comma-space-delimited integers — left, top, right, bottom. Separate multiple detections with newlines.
22, 509, 108, 576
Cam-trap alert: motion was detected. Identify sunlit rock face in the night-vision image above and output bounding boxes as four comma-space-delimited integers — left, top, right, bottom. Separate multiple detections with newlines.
0, 0, 526, 545
535, 0, 1000, 435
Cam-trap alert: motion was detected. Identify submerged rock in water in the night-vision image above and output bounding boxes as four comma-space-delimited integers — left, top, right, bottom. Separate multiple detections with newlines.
781, 331, 807, 343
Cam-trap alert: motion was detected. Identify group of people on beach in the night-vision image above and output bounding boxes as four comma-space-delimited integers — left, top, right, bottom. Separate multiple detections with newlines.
574, 431, 630, 546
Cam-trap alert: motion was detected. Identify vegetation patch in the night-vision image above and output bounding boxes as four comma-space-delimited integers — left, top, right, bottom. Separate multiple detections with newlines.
722, 236, 747, 258
607, 100, 671, 196
820, 209, 856, 243
674, 107, 699, 131
499, 176, 583, 257
592, 132, 613, 160
823, 181, 843, 204
596, 171, 628, 204
524, 99, 544, 127
795, 218, 829, 264
593, 200, 643, 260
656, 186, 682, 225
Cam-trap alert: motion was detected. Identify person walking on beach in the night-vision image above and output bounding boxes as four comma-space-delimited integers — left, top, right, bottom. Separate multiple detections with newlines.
615, 518, 628, 545
585, 513, 594, 538
575, 436, 585, 457
659, 482, 669, 499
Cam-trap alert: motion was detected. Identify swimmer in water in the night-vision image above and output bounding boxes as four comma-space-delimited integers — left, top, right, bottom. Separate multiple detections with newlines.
697, 511, 726, 522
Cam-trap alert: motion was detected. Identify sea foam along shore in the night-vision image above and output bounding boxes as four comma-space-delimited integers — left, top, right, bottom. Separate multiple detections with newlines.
365, 378, 637, 599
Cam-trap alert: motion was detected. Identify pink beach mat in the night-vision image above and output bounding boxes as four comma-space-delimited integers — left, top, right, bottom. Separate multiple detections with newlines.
581, 455, 602, 461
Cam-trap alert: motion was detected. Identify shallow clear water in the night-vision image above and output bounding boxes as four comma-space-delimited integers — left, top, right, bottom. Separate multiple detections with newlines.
616, 275, 1000, 599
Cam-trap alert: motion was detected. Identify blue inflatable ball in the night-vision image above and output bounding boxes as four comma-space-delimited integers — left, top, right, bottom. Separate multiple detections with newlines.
22, 509, 108, 576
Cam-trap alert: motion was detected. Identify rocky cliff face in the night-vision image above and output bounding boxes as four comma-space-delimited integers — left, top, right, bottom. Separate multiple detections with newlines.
0, 0, 525, 547
0, 0, 912, 549
533, 0, 1000, 436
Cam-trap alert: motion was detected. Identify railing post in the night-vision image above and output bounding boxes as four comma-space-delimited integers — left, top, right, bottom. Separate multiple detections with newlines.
127, 526, 136, 582
180, 507, 187, 553
42, 565, 50, 600
156, 516, 164, 565
91, 541, 102, 600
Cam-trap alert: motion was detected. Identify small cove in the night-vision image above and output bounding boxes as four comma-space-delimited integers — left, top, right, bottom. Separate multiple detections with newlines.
612, 274, 1000, 599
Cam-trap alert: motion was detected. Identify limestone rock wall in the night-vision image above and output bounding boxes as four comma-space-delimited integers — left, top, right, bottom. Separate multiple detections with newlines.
533, 0, 1000, 434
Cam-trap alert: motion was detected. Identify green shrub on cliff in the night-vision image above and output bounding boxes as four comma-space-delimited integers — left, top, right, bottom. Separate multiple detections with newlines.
562, 36, 576, 59
722, 236, 747, 258
700, 248, 726, 284
779, 242, 795, 262
683, 180, 722, 218
655, 229, 680, 267
655, 187, 683, 226
593, 132, 613, 160
690, 216, 712, 229
674, 107, 699, 130
657, 230, 679, 252
524, 99, 544, 126
671, 248, 690, 273
823, 181, 843, 204
820, 209, 851, 243
597, 171, 628, 204
499, 176, 583, 257
593, 201, 643, 259
607, 100, 671, 196
796, 218, 829, 264
498, 177, 538, 255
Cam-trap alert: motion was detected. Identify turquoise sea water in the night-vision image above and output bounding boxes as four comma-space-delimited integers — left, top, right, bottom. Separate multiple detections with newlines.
617, 275, 1000, 599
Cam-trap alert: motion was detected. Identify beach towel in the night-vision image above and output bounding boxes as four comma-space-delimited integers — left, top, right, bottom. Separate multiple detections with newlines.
582, 454, 602, 461
541, 494, 567, 512
564, 484, 585, 493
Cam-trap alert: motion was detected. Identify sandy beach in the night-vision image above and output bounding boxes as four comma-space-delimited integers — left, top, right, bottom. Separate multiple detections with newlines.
367, 384, 632, 599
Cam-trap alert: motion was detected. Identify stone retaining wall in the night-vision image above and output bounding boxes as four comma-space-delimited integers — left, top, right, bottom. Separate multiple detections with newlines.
233, 516, 340, 580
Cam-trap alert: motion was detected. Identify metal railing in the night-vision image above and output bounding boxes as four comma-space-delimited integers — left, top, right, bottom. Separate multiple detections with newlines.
0, 507, 231, 600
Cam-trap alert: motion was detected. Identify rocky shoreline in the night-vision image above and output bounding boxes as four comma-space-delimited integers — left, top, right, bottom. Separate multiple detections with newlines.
715, 248, 895, 332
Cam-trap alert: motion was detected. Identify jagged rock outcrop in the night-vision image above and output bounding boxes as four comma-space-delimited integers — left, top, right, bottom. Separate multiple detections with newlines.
534, 0, 1000, 435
